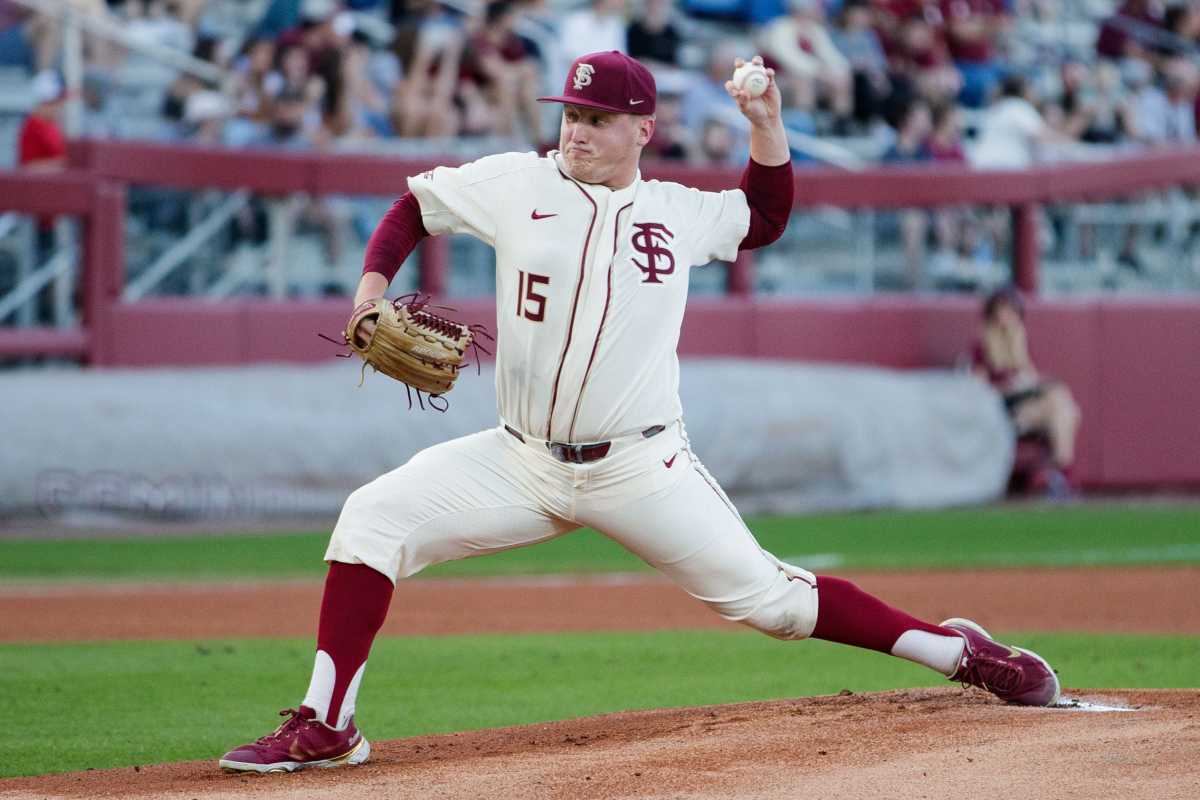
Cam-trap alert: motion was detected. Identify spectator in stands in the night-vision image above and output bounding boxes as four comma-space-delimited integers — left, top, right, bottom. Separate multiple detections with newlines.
1156, 3, 1200, 57
682, 41, 744, 130
390, 0, 463, 137
266, 41, 326, 115
161, 36, 224, 140
17, 69, 66, 266
927, 99, 964, 162
939, 0, 1010, 108
182, 88, 232, 144
17, 69, 66, 171
280, 0, 353, 59
254, 85, 315, 149
124, 0, 197, 56
558, 0, 627, 73
314, 45, 355, 141
891, 8, 963, 104
881, 97, 932, 287
882, 95, 932, 163
868, 0, 918, 58
1129, 57, 1199, 143
287, 3, 358, 140
509, 0, 558, 77
460, 0, 543, 142
627, 0, 682, 68
759, 0, 854, 132
1050, 58, 1129, 144
5, 0, 118, 72
970, 74, 1062, 169
338, 29, 391, 138
233, 36, 277, 123
698, 115, 740, 164
228, 36, 277, 146
642, 89, 697, 162
972, 287, 1080, 495
831, 0, 892, 128
1096, 0, 1167, 62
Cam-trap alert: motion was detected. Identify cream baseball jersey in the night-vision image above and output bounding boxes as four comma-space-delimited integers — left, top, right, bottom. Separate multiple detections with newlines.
408, 150, 752, 443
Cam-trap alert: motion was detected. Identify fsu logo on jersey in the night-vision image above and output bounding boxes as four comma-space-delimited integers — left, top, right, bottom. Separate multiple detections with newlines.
572, 63, 595, 91
631, 223, 675, 284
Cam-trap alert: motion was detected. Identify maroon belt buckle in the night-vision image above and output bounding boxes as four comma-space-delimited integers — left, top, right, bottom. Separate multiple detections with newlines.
548, 441, 610, 463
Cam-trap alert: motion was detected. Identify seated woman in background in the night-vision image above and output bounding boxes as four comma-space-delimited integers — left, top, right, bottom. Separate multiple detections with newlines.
972, 289, 1081, 492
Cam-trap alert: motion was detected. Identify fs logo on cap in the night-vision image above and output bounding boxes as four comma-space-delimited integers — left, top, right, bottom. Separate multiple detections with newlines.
572, 63, 595, 91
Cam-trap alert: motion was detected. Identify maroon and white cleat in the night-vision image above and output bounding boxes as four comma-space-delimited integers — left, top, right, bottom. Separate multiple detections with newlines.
942, 618, 1061, 707
218, 707, 370, 773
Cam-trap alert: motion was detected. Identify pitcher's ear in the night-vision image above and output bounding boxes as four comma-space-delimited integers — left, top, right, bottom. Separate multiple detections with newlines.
638, 115, 656, 146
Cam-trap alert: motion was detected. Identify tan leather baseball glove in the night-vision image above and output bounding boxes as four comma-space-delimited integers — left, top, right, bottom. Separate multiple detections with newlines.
343, 296, 480, 398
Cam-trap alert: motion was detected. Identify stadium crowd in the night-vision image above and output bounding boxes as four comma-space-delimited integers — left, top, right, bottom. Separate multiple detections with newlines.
7, 0, 1200, 168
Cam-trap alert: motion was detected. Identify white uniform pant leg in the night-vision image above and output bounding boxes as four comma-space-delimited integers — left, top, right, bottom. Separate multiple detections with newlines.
576, 440, 819, 640
326, 427, 577, 583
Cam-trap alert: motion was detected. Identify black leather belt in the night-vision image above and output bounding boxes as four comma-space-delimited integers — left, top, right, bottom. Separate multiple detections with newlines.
505, 424, 665, 464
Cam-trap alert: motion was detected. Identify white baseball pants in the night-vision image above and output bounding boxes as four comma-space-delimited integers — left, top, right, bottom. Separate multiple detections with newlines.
326, 421, 819, 639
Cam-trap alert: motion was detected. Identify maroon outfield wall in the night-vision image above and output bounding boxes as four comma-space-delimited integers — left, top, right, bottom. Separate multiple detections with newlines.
2, 141, 1200, 488
95, 295, 1200, 489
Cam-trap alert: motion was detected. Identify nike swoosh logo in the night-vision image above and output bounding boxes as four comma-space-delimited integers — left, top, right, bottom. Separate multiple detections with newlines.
1006, 646, 1023, 659
531, 210, 557, 220
629, 99, 645, 105
663, 454, 677, 469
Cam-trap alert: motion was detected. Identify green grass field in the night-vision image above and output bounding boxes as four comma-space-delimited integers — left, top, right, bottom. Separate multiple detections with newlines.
3, 503, 1198, 779
3, 505, 1199, 582
2, 631, 1198, 778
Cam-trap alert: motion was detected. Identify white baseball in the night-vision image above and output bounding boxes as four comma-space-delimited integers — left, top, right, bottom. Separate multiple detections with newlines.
732, 62, 769, 98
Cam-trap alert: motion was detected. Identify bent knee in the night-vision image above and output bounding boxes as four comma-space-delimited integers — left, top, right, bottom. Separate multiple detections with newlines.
735, 574, 820, 641
326, 481, 421, 582
333, 482, 399, 541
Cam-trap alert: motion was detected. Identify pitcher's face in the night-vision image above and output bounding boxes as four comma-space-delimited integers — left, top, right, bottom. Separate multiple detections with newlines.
559, 104, 654, 188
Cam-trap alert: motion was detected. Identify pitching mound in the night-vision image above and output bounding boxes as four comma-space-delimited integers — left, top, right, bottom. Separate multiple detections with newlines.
4, 688, 1197, 800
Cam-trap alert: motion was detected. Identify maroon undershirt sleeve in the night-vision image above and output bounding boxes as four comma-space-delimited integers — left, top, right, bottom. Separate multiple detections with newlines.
737, 158, 794, 251
362, 191, 429, 283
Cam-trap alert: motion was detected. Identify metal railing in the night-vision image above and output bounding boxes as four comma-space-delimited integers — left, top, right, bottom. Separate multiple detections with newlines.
5, 139, 1200, 364
122, 190, 251, 302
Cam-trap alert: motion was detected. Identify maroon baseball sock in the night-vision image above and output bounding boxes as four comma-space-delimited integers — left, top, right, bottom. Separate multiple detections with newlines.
812, 575, 964, 675
301, 561, 395, 728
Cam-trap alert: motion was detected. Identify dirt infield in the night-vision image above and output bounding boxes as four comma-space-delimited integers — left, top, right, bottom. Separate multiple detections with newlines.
4, 567, 1198, 799
3, 688, 1197, 800
3, 566, 1198, 642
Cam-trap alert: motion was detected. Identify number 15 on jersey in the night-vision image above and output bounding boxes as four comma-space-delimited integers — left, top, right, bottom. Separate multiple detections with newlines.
517, 271, 549, 322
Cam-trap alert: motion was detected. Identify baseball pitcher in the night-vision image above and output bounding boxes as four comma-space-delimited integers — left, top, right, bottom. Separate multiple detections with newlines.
219, 52, 1059, 774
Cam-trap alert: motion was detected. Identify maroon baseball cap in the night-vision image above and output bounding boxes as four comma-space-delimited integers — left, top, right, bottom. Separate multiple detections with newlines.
538, 51, 657, 115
